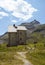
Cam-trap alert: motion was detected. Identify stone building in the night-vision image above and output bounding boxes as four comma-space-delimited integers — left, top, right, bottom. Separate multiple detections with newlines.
7, 24, 27, 46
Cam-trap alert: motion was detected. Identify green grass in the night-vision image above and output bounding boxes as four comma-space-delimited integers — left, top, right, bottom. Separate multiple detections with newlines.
0, 41, 45, 65
26, 43, 45, 65
26, 31, 45, 65
0, 52, 23, 65
0, 43, 26, 52
28, 32, 45, 44
0, 43, 25, 65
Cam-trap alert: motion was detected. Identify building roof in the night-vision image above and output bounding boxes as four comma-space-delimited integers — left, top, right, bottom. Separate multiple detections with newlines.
17, 26, 27, 30
8, 25, 27, 32
8, 26, 17, 32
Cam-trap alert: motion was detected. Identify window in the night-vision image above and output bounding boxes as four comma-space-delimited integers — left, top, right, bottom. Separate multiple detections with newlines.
20, 38, 22, 40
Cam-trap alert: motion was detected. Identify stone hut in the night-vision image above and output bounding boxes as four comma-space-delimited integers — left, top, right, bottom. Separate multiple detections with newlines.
7, 24, 27, 46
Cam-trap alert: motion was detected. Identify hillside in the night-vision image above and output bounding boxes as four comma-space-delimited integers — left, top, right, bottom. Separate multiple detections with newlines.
0, 32, 8, 44
0, 32, 8, 40
27, 24, 45, 44
34, 24, 45, 33
20, 20, 40, 33
20, 20, 41, 34
20, 20, 40, 29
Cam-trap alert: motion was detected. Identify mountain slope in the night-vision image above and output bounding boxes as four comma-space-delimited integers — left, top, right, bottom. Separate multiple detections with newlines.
20, 20, 40, 34
34, 24, 45, 33
20, 20, 40, 29
0, 32, 8, 44
27, 24, 45, 43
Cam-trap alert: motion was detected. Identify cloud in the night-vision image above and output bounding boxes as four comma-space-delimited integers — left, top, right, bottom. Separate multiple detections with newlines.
12, 20, 17, 22
0, 11, 8, 16
0, 11, 8, 19
0, 0, 37, 21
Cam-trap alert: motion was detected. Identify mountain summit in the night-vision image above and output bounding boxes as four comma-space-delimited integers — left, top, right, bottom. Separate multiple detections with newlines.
30, 19, 40, 26
30, 19, 40, 24
20, 20, 40, 29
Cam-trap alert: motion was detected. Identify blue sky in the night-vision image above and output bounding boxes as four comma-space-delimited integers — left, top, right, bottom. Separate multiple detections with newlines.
0, 0, 45, 35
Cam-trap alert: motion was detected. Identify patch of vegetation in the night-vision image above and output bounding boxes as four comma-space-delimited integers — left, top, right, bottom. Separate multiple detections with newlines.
26, 43, 45, 65
0, 43, 25, 65
0, 43, 26, 52
0, 42, 45, 65
27, 32, 45, 44
0, 52, 23, 65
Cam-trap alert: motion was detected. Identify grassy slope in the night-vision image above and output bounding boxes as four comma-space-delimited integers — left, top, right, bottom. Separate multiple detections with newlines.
0, 52, 23, 65
0, 44, 26, 65
26, 43, 45, 65
26, 31, 45, 65
27, 31, 45, 47
0, 42, 45, 65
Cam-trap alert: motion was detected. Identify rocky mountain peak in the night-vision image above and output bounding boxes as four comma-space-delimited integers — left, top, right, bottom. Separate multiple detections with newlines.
30, 19, 40, 24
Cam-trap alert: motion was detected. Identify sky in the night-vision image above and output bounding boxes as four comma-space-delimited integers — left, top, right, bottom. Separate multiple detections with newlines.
0, 0, 45, 35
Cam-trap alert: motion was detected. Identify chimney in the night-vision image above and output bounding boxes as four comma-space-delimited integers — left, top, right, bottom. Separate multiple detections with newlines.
13, 24, 15, 27
13, 24, 17, 28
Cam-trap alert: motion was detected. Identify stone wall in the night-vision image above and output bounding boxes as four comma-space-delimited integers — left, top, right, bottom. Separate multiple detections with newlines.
8, 30, 27, 46
17, 30, 27, 45
8, 32, 17, 46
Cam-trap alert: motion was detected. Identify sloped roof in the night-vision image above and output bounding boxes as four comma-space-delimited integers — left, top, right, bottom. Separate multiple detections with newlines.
8, 26, 17, 32
17, 26, 27, 30
8, 25, 27, 32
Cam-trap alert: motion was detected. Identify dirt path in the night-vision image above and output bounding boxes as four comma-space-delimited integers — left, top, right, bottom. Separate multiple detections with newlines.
16, 52, 33, 65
